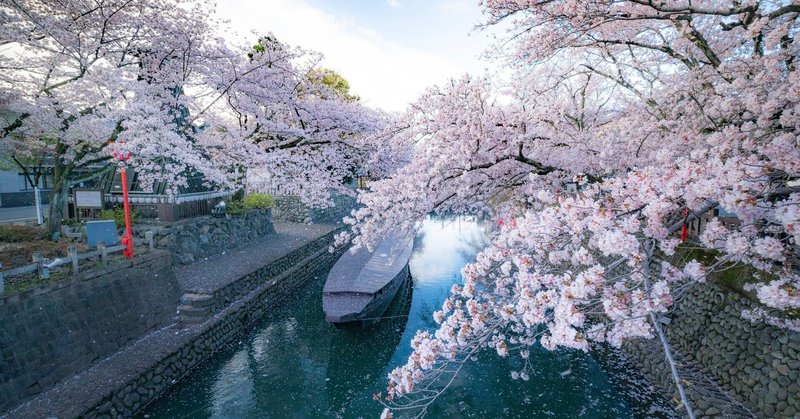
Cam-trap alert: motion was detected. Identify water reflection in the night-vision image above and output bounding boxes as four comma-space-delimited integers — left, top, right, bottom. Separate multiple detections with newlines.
326, 278, 412, 412
139, 216, 672, 419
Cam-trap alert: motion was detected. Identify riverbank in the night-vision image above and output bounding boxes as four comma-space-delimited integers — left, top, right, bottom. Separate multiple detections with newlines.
1, 222, 343, 418
621, 281, 800, 418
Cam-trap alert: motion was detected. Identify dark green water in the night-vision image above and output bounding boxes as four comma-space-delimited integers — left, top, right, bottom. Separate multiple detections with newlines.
140, 218, 675, 418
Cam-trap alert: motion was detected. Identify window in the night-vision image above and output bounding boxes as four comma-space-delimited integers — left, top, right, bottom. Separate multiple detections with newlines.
17, 171, 54, 191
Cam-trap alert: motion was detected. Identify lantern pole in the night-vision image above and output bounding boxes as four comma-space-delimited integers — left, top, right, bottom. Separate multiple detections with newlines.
112, 148, 134, 260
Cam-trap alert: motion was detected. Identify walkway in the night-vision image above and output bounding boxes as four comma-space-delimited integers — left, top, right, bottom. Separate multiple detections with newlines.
175, 222, 338, 293
0, 205, 48, 224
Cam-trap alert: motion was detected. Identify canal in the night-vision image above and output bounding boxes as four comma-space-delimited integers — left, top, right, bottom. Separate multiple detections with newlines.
140, 217, 675, 418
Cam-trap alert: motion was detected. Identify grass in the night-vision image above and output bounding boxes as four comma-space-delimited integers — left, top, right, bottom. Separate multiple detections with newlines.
3, 270, 71, 295
2, 247, 149, 297
0, 240, 86, 270
0, 225, 48, 242
670, 243, 782, 305
0, 224, 91, 297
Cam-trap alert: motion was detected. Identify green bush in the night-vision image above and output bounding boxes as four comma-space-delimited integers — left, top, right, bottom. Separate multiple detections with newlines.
242, 193, 275, 210
99, 207, 139, 228
225, 200, 248, 215
0, 225, 48, 243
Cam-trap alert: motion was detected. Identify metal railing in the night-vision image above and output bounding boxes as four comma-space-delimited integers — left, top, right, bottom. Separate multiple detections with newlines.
0, 231, 155, 295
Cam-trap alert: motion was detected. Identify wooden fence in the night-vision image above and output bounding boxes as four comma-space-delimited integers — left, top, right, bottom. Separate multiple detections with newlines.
0, 231, 154, 295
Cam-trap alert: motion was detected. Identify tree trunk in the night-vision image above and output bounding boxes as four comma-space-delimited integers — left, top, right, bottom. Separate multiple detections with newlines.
46, 181, 68, 238
46, 152, 69, 238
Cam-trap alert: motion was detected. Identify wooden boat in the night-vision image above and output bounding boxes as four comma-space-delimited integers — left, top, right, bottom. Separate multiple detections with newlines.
322, 234, 414, 327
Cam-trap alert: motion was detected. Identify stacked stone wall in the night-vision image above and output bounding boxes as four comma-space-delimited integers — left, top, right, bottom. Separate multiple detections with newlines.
622, 282, 800, 418
142, 209, 275, 264
0, 251, 180, 413
272, 193, 357, 224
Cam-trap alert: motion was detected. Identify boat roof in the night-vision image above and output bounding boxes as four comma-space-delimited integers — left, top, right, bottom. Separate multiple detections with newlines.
321, 293, 372, 320
324, 234, 414, 295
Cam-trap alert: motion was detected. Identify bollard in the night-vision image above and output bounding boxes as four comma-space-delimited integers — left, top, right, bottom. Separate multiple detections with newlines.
32, 252, 44, 279
146, 231, 154, 251
98, 241, 108, 267
68, 246, 79, 274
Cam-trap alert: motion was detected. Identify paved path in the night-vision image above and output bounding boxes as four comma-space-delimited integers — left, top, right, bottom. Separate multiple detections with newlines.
0, 205, 48, 224
175, 222, 339, 293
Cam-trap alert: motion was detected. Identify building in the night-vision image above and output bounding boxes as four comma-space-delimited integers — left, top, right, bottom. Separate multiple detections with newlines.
0, 167, 52, 208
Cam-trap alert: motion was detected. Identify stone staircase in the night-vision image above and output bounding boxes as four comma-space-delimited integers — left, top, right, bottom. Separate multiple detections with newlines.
177, 293, 214, 324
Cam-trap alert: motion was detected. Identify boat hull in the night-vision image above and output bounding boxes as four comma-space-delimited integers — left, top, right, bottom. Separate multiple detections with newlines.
322, 234, 414, 327
324, 266, 410, 328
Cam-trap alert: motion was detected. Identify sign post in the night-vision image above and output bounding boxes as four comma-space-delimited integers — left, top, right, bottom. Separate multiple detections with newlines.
112, 149, 134, 260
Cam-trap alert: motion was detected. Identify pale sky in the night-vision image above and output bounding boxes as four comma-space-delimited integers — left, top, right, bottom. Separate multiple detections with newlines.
215, 0, 501, 112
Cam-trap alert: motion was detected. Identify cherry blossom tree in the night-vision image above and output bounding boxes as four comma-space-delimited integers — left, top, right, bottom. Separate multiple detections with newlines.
0, 0, 385, 234
334, 1, 800, 416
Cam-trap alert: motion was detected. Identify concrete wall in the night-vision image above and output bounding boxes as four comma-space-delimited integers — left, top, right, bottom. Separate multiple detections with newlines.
0, 251, 181, 413
272, 193, 356, 224
622, 282, 800, 418
84, 234, 343, 417
0, 192, 50, 208
143, 209, 276, 264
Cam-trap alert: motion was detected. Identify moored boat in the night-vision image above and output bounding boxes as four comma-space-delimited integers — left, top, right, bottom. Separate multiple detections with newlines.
322, 234, 414, 327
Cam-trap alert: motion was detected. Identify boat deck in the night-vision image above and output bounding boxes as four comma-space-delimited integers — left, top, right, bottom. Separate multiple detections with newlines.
323, 235, 414, 295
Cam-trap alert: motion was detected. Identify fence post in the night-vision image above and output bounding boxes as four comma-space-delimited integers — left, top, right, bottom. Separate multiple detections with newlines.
32, 252, 46, 279
68, 246, 79, 274
98, 242, 108, 267
146, 231, 154, 251
0, 268, 4, 296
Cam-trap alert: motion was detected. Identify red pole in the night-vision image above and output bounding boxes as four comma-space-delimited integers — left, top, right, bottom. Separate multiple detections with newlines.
120, 167, 134, 259
680, 207, 689, 242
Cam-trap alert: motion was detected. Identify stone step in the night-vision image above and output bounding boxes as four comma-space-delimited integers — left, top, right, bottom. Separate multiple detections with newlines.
180, 292, 214, 307
177, 303, 209, 325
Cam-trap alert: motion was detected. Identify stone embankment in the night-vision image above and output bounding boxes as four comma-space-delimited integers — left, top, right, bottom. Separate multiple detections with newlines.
272, 193, 357, 224
622, 282, 800, 418
140, 208, 276, 265
1, 219, 344, 419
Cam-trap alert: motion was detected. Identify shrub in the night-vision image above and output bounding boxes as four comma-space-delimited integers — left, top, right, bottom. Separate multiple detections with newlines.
225, 200, 248, 215
242, 193, 275, 210
0, 225, 48, 243
99, 207, 139, 228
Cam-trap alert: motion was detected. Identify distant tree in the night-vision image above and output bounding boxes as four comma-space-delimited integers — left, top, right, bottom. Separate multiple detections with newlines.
307, 68, 361, 102
0, 1, 386, 235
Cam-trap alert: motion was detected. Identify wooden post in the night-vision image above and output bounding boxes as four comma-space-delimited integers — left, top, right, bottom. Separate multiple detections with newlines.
32, 252, 44, 279
146, 231, 154, 251
68, 246, 79, 274
98, 241, 108, 267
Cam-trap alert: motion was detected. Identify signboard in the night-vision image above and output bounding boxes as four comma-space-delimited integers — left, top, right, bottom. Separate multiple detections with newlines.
85, 220, 118, 247
75, 189, 104, 209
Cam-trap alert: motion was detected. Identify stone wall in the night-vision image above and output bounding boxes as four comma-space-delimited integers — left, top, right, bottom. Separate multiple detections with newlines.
142, 209, 275, 265
179, 231, 338, 323
0, 251, 180, 413
84, 236, 343, 418
272, 193, 357, 224
622, 282, 800, 418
